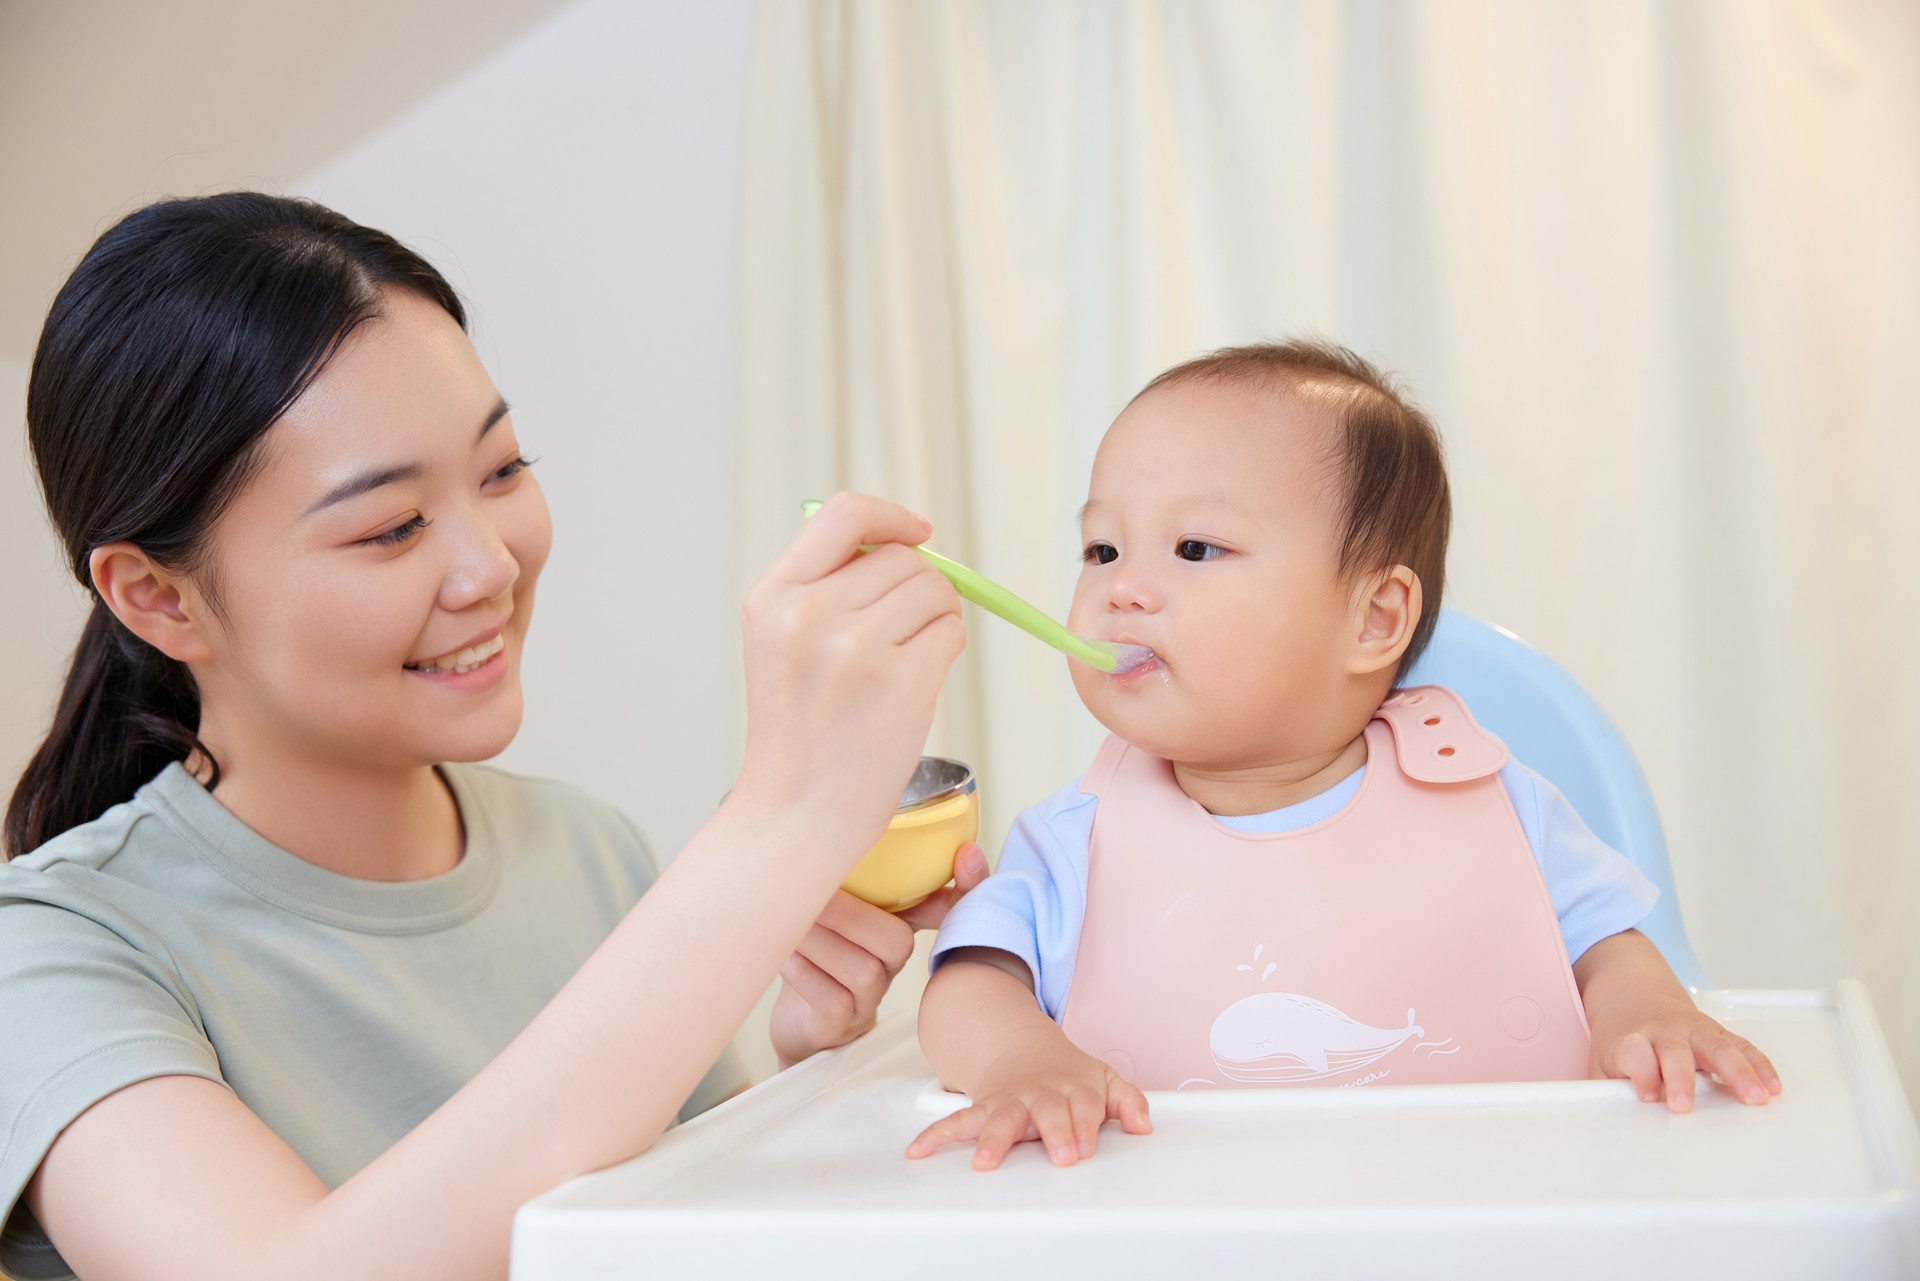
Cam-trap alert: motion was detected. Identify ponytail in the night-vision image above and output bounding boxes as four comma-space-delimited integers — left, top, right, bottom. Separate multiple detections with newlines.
5, 604, 210, 854
4, 192, 464, 858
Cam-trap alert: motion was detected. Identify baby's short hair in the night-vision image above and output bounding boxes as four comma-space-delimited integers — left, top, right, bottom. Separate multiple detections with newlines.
1137, 339, 1451, 685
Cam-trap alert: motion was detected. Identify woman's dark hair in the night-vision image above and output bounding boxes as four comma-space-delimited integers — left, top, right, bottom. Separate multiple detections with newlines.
5, 193, 464, 857
1137, 339, 1452, 686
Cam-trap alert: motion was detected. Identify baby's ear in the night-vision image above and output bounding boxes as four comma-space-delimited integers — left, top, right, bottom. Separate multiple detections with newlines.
1347, 566, 1420, 676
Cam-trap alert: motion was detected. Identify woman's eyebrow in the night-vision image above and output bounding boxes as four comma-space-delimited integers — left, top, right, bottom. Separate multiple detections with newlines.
478, 397, 510, 440
306, 463, 423, 516
305, 399, 512, 516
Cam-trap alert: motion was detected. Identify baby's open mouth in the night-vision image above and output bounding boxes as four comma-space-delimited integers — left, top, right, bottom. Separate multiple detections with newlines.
405, 633, 504, 675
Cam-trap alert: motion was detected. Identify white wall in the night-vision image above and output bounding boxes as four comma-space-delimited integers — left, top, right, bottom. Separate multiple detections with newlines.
298, 0, 752, 864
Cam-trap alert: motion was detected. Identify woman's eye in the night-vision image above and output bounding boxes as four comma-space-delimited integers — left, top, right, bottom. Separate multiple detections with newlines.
1083, 542, 1119, 565
1177, 539, 1224, 561
489, 455, 533, 484
364, 516, 430, 548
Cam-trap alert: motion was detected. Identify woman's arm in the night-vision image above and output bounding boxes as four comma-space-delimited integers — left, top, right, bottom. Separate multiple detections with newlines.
28, 493, 965, 1281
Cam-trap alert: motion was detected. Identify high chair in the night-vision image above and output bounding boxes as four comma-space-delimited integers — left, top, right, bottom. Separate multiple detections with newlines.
513, 615, 1920, 1280
1402, 609, 1707, 989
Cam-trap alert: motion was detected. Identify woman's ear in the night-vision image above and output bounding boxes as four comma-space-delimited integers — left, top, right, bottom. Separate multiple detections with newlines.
89, 543, 214, 663
1346, 566, 1422, 677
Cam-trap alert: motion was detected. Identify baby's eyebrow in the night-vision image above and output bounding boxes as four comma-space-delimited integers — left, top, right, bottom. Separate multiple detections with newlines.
1191, 488, 1258, 518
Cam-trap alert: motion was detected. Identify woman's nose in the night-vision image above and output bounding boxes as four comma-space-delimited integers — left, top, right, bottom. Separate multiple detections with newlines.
439, 512, 520, 612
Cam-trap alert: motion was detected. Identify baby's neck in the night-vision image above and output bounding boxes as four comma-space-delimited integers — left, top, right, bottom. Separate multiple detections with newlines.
1172, 732, 1369, 817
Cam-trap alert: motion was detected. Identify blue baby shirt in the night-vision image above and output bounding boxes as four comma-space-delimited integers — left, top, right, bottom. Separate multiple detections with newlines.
931, 757, 1659, 1021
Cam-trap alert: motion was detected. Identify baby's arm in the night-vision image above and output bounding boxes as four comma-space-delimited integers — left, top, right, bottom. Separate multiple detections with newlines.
1575, 928, 1782, 1112
909, 947, 1150, 1171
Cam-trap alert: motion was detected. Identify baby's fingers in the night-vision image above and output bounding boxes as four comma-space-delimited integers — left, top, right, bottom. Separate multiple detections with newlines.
1610, 1031, 1663, 1103
1029, 1093, 1081, 1167
1743, 1039, 1783, 1097
906, 1103, 988, 1160
1694, 1030, 1779, 1105
1656, 1035, 1699, 1113
970, 1104, 1037, 1172
1107, 1075, 1153, 1135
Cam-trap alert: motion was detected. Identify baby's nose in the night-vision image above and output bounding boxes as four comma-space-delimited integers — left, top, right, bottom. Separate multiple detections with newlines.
1105, 568, 1162, 613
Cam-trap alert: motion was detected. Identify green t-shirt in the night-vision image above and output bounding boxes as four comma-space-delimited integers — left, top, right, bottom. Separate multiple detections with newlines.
0, 762, 747, 1280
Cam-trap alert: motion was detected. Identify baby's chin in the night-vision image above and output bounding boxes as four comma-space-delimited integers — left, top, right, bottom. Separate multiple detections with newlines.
1074, 679, 1206, 762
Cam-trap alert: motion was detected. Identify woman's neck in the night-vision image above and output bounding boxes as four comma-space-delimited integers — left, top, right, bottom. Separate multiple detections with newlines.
1172, 731, 1369, 818
195, 739, 464, 882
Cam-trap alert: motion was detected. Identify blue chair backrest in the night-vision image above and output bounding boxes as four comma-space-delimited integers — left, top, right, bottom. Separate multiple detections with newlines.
1403, 609, 1708, 990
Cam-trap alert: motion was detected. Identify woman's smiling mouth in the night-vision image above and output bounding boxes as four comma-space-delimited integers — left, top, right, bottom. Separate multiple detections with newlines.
405, 631, 505, 675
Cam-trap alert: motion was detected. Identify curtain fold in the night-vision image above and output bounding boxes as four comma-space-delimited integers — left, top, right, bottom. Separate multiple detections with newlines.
737, 0, 1920, 1096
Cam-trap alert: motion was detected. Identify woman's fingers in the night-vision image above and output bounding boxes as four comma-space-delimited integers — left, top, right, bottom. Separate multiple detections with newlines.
791, 922, 889, 1022
896, 844, 989, 931
777, 951, 856, 1030
768, 491, 931, 586
817, 540, 944, 613
863, 557, 963, 646
812, 892, 916, 977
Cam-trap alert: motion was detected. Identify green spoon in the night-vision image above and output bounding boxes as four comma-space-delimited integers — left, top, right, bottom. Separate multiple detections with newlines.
801, 499, 1157, 674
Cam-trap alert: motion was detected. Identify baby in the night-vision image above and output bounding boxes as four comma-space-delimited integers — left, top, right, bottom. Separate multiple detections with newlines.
910, 341, 1781, 1172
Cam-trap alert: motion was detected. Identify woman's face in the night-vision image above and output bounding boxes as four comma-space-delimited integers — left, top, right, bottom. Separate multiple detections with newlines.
188, 287, 552, 774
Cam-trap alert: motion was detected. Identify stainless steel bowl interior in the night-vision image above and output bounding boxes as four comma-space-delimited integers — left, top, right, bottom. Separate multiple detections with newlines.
897, 756, 976, 812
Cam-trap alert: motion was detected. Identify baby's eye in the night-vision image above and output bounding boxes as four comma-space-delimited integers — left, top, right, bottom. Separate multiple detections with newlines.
1177, 539, 1225, 561
1083, 542, 1119, 565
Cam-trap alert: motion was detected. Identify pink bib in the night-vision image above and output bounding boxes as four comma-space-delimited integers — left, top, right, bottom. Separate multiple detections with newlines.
1059, 686, 1590, 1091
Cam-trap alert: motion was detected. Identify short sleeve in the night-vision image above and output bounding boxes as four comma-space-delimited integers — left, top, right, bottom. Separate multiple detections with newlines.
1498, 761, 1661, 965
0, 885, 226, 1277
930, 780, 1096, 1020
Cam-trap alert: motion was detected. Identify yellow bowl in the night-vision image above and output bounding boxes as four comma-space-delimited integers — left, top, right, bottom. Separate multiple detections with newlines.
840, 757, 979, 912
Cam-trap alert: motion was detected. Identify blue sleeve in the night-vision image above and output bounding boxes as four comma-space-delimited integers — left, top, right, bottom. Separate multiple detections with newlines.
1499, 760, 1660, 965
929, 779, 1094, 1021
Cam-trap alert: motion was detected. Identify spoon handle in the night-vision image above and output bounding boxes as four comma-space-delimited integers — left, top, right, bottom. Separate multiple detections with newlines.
799, 499, 1125, 671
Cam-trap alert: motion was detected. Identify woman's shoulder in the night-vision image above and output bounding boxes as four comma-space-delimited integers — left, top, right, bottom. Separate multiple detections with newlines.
6, 776, 166, 878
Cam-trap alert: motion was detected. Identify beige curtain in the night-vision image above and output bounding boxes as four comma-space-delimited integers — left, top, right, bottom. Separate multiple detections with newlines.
736, 0, 1920, 1097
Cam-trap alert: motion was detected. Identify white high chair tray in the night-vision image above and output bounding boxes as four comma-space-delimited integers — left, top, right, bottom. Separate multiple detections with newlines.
512, 983, 1919, 1280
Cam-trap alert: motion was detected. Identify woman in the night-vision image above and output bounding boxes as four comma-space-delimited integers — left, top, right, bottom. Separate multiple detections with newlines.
0, 193, 979, 1280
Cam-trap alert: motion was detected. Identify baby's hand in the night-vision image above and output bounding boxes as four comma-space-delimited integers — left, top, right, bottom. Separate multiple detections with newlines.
905, 1035, 1151, 1171
1577, 930, 1782, 1113
1594, 996, 1781, 1112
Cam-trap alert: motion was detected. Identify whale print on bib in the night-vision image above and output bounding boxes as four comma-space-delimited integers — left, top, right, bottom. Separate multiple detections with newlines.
1209, 992, 1423, 1083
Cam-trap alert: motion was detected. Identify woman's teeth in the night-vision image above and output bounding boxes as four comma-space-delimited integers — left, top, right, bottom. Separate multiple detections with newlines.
407, 633, 505, 674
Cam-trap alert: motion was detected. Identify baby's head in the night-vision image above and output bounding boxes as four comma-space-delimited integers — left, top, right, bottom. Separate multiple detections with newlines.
1069, 340, 1450, 770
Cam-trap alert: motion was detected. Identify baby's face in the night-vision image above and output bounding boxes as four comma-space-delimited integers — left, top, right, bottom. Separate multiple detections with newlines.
1069, 378, 1371, 768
